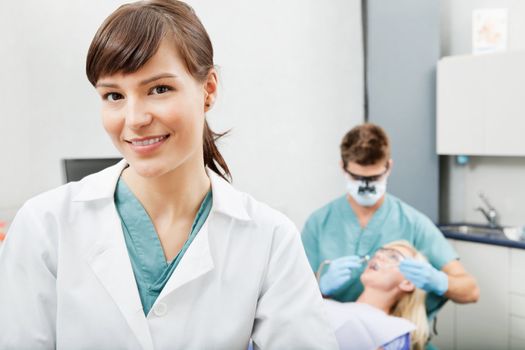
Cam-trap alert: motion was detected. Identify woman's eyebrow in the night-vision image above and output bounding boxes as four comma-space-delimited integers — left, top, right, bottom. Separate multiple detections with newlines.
95, 81, 119, 88
139, 73, 178, 86
95, 73, 178, 88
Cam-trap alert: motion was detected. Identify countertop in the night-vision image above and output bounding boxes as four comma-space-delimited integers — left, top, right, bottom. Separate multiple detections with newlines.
439, 223, 525, 250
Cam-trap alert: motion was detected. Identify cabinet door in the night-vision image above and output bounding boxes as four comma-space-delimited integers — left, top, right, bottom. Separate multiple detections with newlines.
431, 239, 456, 350
437, 55, 485, 155
510, 248, 525, 294
510, 249, 525, 343
454, 241, 509, 349
437, 51, 525, 156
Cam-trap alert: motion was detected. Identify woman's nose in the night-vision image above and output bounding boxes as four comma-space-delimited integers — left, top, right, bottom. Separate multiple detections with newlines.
125, 100, 153, 129
374, 253, 388, 263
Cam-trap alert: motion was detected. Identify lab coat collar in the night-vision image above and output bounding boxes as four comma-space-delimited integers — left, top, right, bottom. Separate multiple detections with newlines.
72, 159, 251, 222
155, 219, 214, 302
206, 168, 251, 222
72, 159, 127, 202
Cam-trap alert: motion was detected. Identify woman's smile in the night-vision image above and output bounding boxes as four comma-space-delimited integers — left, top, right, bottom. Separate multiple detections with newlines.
125, 134, 171, 155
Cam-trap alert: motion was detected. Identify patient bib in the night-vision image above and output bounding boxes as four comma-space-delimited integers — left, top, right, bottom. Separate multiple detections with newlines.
323, 299, 416, 350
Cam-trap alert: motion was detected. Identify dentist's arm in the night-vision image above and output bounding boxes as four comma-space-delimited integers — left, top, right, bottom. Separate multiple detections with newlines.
400, 259, 479, 303
441, 260, 480, 303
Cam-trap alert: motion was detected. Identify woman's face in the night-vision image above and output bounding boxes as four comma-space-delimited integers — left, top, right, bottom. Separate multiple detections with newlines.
95, 39, 216, 178
360, 245, 414, 292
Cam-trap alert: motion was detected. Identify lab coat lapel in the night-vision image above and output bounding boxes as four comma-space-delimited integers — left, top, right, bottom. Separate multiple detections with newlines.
79, 164, 246, 327
157, 169, 251, 299
76, 161, 154, 350
158, 221, 214, 298
86, 206, 154, 350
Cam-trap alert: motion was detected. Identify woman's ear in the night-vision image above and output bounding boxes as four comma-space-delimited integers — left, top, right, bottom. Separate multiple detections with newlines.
398, 279, 415, 293
204, 69, 218, 112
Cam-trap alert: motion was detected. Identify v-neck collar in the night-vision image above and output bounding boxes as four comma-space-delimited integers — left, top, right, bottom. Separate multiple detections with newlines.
115, 179, 167, 275
339, 194, 391, 231
114, 177, 214, 315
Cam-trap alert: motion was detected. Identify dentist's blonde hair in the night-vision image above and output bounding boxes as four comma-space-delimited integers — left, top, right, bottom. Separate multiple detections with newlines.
383, 240, 429, 350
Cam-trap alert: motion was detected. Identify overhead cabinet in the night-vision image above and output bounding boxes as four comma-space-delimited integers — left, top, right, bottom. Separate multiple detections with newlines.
437, 51, 525, 156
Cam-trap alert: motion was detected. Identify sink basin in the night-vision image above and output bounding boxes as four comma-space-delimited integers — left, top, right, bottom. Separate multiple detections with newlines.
439, 224, 504, 236
439, 224, 525, 241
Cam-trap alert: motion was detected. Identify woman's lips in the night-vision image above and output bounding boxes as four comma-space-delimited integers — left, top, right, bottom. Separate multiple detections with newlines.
367, 260, 380, 271
125, 134, 170, 155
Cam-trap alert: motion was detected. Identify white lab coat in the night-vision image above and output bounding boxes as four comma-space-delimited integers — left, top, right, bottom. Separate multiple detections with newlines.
0, 160, 337, 350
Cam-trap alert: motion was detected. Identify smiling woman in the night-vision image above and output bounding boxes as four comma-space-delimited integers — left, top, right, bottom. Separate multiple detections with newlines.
0, 1, 338, 349
93, 38, 215, 180
86, 0, 228, 181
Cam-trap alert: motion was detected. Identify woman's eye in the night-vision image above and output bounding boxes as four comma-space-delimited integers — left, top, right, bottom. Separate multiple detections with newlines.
103, 92, 123, 101
151, 85, 172, 95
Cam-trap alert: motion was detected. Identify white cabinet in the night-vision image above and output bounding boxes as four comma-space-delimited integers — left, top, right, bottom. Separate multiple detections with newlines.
510, 249, 525, 346
432, 291, 455, 350
433, 240, 510, 349
454, 240, 509, 349
437, 51, 525, 156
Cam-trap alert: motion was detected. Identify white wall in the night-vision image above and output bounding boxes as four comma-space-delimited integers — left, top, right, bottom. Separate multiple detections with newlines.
0, 0, 126, 222
0, 1, 364, 228
440, 0, 525, 226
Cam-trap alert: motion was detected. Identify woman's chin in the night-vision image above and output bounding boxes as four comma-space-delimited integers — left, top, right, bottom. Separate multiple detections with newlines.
125, 162, 166, 179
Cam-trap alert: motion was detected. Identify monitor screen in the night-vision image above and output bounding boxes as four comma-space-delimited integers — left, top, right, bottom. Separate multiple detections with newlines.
63, 158, 122, 183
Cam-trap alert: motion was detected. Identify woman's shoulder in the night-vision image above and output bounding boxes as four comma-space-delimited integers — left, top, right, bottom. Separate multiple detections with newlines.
22, 182, 80, 214
20, 161, 123, 218
209, 170, 296, 233
234, 188, 296, 232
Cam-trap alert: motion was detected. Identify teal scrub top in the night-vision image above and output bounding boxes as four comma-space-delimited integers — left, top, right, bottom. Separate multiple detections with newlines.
301, 194, 458, 316
114, 178, 213, 316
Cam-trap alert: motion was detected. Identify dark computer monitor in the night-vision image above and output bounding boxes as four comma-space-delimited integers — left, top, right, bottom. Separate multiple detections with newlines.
63, 158, 122, 183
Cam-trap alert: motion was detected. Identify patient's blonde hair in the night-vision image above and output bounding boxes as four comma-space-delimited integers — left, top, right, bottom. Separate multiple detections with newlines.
383, 240, 429, 350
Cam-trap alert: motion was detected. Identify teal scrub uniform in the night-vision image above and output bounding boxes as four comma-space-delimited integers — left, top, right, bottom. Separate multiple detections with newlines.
115, 178, 212, 315
301, 194, 458, 316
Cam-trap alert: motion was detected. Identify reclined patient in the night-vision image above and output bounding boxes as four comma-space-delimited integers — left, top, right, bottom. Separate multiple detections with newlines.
323, 240, 429, 350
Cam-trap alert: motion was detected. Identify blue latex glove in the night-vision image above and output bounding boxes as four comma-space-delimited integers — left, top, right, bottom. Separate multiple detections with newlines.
319, 256, 362, 296
399, 259, 449, 296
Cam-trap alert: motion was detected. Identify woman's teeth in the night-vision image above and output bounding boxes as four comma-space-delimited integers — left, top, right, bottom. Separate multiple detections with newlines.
131, 136, 167, 146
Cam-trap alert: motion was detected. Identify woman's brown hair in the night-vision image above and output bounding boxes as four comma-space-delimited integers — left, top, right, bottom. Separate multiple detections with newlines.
86, 0, 231, 181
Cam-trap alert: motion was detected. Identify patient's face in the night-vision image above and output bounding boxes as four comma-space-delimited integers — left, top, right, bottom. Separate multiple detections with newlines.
360, 245, 411, 291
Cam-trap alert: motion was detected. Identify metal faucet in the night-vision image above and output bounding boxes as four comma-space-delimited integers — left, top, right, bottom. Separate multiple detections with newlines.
476, 192, 498, 228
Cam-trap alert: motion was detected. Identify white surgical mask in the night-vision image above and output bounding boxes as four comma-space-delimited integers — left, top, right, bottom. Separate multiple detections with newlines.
346, 176, 387, 207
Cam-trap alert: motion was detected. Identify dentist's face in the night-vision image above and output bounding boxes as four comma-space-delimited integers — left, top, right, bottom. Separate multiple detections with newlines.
95, 39, 215, 178
344, 159, 391, 207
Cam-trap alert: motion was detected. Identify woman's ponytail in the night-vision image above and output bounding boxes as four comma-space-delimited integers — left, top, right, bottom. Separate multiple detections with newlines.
203, 121, 231, 182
